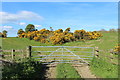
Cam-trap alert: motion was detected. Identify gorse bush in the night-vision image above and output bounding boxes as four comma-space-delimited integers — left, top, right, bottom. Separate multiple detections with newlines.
113, 44, 120, 54
18, 24, 102, 45
74, 29, 86, 40
84, 31, 102, 40
50, 32, 75, 45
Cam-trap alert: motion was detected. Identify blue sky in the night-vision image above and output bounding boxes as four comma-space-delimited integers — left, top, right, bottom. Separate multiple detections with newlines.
2, 0, 119, 2
1, 2, 118, 37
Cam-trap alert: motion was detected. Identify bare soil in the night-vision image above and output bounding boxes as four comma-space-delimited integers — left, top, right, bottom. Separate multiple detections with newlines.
45, 64, 57, 78
73, 64, 97, 79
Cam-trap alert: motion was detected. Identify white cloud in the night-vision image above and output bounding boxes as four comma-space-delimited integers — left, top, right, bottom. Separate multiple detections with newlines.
35, 25, 42, 27
0, 11, 43, 24
19, 22, 26, 26
0, 26, 13, 31
3, 26, 13, 29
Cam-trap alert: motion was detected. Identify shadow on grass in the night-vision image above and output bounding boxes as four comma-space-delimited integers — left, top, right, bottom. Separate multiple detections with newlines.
2, 58, 49, 80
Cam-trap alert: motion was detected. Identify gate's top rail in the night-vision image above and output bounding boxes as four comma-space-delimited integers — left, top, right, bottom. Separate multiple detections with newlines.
32, 46, 94, 49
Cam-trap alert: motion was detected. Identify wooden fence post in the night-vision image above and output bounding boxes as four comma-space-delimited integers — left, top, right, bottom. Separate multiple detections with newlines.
95, 47, 99, 58
27, 46, 32, 58
11, 49, 14, 60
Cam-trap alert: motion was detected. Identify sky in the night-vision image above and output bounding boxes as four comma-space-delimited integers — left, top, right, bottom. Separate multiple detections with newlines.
2, 0, 119, 2
0, 2, 118, 37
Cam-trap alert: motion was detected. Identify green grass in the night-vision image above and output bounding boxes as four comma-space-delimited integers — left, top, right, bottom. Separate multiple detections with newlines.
63, 32, 118, 50
90, 57, 118, 78
1, 37, 52, 61
2, 32, 118, 50
56, 63, 81, 79
1, 37, 52, 50
1, 32, 119, 78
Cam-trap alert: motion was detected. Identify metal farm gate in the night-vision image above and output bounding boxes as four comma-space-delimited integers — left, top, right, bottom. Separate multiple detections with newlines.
31, 46, 94, 64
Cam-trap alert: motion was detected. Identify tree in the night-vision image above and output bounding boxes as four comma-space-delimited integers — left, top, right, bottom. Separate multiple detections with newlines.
65, 27, 70, 32
2, 30, 7, 38
3, 30, 7, 34
17, 29, 25, 35
50, 27, 53, 31
25, 24, 35, 33
0, 32, 4, 37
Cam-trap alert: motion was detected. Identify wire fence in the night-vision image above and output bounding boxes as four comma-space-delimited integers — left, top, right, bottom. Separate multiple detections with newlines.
0, 49, 27, 62
94, 47, 118, 65
0, 46, 118, 65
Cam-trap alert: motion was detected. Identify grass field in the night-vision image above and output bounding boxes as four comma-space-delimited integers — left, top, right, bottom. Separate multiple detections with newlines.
1, 37, 52, 50
1, 31, 118, 78
90, 57, 118, 78
2, 32, 118, 50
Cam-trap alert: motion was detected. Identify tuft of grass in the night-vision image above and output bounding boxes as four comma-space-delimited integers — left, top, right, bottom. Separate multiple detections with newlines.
56, 63, 81, 78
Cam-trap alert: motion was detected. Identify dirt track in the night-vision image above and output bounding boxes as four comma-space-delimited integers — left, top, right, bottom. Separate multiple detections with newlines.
45, 64, 98, 79
45, 64, 57, 78
74, 65, 97, 78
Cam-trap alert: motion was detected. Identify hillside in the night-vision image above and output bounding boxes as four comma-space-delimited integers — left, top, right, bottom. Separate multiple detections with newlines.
2, 37, 52, 50
2, 32, 118, 51
63, 32, 118, 50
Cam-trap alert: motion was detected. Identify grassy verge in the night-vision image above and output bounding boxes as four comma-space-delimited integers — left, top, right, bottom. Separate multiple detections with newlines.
90, 57, 118, 78
56, 63, 81, 79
